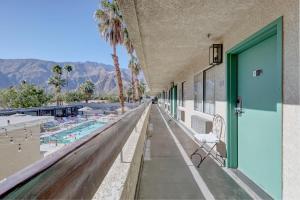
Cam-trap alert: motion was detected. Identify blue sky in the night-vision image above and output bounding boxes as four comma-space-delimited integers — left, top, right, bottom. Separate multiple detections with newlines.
0, 0, 129, 68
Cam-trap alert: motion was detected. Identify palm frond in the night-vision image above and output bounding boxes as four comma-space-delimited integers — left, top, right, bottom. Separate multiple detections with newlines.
124, 28, 134, 54
95, 0, 124, 47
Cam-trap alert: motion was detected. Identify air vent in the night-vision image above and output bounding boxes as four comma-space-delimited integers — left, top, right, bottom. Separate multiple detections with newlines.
180, 111, 185, 122
191, 115, 212, 134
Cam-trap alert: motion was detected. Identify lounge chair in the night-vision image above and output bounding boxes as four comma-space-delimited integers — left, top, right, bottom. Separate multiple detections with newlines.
190, 114, 225, 167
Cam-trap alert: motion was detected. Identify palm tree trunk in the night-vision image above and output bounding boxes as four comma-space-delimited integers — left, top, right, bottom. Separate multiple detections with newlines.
112, 45, 125, 113
134, 74, 140, 102
55, 89, 59, 106
66, 73, 69, 91
131, 70, 135, 102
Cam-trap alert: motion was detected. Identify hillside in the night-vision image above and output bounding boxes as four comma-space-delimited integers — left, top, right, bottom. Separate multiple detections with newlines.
0, 59, 135, 95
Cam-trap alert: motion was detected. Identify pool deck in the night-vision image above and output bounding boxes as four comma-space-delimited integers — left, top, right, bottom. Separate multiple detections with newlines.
40, 120, 106, 156
137, 105, 253, 199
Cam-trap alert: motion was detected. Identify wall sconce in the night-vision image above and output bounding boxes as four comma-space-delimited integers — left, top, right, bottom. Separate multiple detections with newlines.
18, 144, 22, 152
170, 82, 175, 88
209, 44, 223, 65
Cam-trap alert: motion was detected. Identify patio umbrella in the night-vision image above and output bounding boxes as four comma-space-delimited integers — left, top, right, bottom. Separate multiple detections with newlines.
78, 107, 93, 118
78, 106, 93, 112
116, 106, 129, 114
11, 113, 27, 116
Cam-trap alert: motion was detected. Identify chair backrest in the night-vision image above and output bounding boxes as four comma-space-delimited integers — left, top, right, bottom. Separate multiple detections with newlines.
212, 114, 225, 140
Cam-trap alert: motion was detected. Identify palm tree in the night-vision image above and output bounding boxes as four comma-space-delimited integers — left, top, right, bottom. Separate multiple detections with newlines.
48, 65, 66, 106
95, 0, 125, 113
124, 28, 137, 100
80, 80, 95, 103
128, 55, 141, 102
128, 56, 136, 100
126, 84, 134, 102
124, 28, 134, 55
133, 61, 142, 101
64, 65, 73, 90
138, 81, 146, 99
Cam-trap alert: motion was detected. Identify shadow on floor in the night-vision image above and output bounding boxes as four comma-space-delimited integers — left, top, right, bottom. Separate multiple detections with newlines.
137, 105, 252, 200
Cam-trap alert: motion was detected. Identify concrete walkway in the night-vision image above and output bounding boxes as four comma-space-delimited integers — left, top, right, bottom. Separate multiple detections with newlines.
137, 105, 252, 199
137, 106, 204, 199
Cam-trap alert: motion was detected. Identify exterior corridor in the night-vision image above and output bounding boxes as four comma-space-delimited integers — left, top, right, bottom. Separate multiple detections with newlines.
137, 105, 254, 199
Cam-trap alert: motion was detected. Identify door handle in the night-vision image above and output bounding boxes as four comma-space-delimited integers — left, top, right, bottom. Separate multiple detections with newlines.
235, 96, 244, 115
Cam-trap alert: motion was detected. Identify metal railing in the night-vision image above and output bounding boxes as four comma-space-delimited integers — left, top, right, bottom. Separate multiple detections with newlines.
0, 102, 150, 199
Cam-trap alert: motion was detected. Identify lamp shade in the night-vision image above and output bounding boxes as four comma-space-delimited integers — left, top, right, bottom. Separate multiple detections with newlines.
209, 44, 223, 65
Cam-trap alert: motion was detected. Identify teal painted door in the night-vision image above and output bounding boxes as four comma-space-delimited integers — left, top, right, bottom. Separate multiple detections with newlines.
237, 35, 281, 199
172, 86, 177, 118
170, 88, 173, 115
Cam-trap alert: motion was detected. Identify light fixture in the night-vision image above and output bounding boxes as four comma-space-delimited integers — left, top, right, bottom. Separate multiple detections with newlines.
209, 44, 223, 65
170, 82, 175, 87
18, 144, 22, 152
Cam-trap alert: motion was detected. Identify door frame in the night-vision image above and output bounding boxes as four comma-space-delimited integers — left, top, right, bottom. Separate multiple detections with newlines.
226, 17, 283, 168
173, 85, 177, 119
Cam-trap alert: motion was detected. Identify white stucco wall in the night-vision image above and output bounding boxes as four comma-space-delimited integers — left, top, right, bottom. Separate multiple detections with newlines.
161, 0, 299, 198
0, 125, 42, 180
222, 1, 299, 199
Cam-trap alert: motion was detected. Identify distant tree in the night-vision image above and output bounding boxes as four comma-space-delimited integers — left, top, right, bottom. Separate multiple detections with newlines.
107, 95, 119, 103
0, 83, 50, 108
48, 65, 66, 106
124, 28, 137, 101
95, 0, 125, 113
126, 83, 134, 102
64, 65, 73, 90
16, 83, 51, 108
138, 81, 146, 99
0, 87, 18, 108
128, 55, 141, 102
97, 95, 119, 103
64, 91, 83, 103
80, 80, 95, 103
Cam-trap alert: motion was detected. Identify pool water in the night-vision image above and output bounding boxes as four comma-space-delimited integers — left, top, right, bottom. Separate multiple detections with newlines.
41, 121, 106, 144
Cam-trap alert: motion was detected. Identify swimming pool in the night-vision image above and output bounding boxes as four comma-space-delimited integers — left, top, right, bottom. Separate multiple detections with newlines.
41, 121, 106, 144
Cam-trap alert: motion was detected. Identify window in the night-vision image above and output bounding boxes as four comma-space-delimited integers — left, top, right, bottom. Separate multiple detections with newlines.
182, 82, 185, 107
194, 66, 218, 115
194, 72, 203, 111
168, 89, 171, 111
178, 81, 185, 107
203, 67, 215, 115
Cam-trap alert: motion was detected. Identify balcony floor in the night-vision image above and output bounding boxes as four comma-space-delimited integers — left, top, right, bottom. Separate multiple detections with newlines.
137, 105, 252, 199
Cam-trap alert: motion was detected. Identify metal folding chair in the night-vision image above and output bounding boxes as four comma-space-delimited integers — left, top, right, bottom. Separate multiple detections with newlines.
190, 114, 225, 167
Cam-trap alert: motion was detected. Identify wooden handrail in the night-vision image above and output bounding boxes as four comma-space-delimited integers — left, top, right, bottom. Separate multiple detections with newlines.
0, 102, 149, 199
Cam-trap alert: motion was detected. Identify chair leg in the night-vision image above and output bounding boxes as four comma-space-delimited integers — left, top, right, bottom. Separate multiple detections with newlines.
190, 143, 205, 158
196, 144, 216, 168
190, 148, 203, 160
190, 148, 199, 159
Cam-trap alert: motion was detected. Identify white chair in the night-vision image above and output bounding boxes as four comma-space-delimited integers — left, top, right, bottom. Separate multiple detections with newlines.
190, 114, 225, 167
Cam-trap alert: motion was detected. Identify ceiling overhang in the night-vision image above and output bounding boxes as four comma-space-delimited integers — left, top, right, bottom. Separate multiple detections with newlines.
118, 0, 256, 95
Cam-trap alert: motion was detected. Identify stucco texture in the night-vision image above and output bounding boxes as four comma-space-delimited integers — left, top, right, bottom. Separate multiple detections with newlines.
119, 0, 299, 198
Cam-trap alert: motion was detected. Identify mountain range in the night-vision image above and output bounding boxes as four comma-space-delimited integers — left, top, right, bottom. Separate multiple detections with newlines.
0, 59, 137, 95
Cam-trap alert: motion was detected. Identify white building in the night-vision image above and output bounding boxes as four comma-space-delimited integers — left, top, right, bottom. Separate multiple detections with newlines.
0, 115, 53, 180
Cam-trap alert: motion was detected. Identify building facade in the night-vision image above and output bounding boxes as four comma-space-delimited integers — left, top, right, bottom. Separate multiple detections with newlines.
119, 0, 299, 199
0, 115, 53, 180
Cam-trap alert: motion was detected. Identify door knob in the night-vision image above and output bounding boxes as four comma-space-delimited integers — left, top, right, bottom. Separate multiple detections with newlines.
235, 96, 244, 115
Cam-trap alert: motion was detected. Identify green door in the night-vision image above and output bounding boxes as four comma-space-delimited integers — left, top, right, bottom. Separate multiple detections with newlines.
237, 35, 281, 199
172, 86, 177, 118
170, 88, 173, 115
